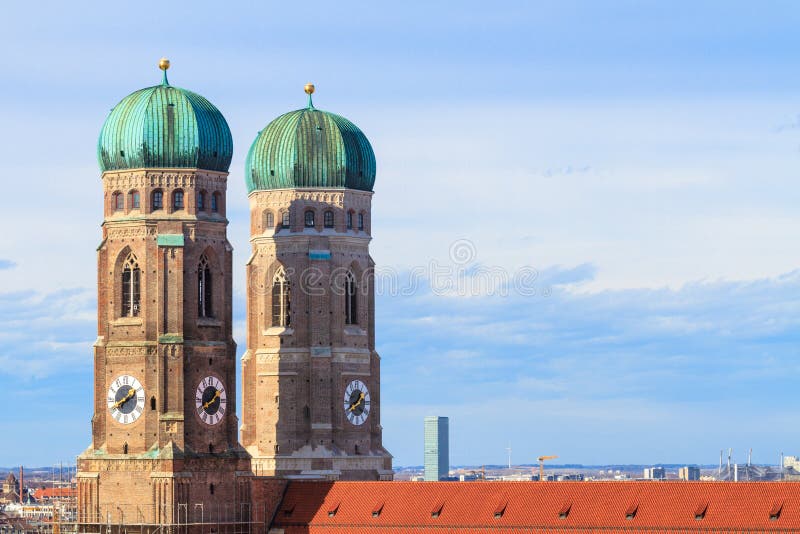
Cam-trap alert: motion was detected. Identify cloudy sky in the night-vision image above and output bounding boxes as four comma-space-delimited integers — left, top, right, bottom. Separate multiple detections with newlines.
2, 0, 800, 468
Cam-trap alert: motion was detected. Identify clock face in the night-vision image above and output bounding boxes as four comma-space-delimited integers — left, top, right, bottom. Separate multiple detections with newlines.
195, 376, 227, 425
343, 379, 371, 426
107, 375, 145, 425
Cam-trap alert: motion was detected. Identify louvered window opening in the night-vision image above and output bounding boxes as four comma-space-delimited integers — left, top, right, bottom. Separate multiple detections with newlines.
272, 268, 291, 327
345, 271, 357, 325
121, 253, 140, 317
198, 255, 213, 318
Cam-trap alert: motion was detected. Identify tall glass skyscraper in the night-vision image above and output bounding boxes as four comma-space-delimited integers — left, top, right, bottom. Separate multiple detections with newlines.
424, 416, 449, 481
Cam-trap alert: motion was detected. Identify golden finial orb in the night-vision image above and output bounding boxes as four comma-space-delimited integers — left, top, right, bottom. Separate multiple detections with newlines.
159, 57, 170, 71
304, 83, 315, 95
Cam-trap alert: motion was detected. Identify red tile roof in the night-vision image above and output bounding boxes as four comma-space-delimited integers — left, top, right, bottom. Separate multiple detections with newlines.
271, 480, 800, 532
31, 488, 76, 500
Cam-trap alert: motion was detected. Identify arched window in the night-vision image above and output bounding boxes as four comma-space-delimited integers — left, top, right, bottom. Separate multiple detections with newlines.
347, 211, 354, 230
112, 192, 123, 211
304, 210, 315, 228
198, 254, 213, 318
129, 190, 140, 210
197, 191, 206, 211
345, 271, 357, 325
152, 190, 163, 210
281, 211, 290, 228
173, 190, 184, 210
264, 211, 274, 230
324, 210, 334, 228
272, 267, 291, 327
358, 213, 365, 231
211, 192, 220, 213
121, 252, 141, 317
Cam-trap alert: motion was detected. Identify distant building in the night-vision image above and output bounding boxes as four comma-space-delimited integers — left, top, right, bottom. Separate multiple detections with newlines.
0, 473, 19, 504
424, 416, 449, 481
784, 455, 800, 471
679, 466, 701, 481
31, 487, 77, 502
644, 467, 666, 480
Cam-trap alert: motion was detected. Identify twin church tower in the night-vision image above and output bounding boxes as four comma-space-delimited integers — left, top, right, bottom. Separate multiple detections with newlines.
76, 59, 392, 525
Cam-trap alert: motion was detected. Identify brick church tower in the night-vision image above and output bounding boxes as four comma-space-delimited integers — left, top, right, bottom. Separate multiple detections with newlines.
240, 85, 393, 480
76, 59, 250, 527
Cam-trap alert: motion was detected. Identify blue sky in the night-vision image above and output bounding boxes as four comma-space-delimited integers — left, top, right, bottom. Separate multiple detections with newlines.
2, 0, 800, 468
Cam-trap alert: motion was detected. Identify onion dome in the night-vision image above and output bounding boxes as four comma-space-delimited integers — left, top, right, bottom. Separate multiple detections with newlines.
245, 84, 376, 193
98, 58, 233, 173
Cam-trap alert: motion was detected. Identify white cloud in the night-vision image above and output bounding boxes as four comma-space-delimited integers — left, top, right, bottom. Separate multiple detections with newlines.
378, 268, 800, 465
0, 288, 95, 380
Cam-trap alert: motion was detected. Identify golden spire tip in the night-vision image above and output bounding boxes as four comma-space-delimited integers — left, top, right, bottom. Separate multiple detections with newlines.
159, 57, 170, 71
304, 83, 315, 95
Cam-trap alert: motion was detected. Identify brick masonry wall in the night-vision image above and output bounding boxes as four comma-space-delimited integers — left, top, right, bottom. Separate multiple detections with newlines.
78, 169, 250, 525
242, 189, 392, 480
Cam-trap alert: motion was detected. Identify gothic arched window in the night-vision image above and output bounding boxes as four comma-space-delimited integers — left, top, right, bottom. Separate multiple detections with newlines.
347, 210, 354, 230
324, 210, 334, 228
211, 192, 220, 213
173, 190, 184, 210
113, 192, 123, 211
345, 271, 357, 325
264, 211, 274, 230
358, 212, 365, 231
304, 210, 315, 228
198, 255, 213, 318
272, 267, 291, 327
281, 211, 290, 228
197, 191, 206, 211
121, 252, 141, 317
152, 190, 163, 210
129, 190, 140, 210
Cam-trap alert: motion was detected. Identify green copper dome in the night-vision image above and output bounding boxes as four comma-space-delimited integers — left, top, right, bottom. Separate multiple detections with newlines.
98, 65, 232, 173
245, 94, 376, 193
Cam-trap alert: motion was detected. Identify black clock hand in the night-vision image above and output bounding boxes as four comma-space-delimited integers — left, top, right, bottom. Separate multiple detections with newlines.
203, 389, 221, 410
113, 388, 135, 410
349, 392, 365, 411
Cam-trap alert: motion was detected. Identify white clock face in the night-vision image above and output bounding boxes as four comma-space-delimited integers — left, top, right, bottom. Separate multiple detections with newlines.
107, 374, 145, 425
195, 376, 227, 426
343, 379, 371, 426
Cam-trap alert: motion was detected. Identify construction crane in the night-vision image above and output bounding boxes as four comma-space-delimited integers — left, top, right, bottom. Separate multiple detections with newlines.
538, 455, 558, 481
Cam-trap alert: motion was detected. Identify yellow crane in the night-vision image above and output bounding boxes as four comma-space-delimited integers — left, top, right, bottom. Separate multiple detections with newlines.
537, 455, 558, 481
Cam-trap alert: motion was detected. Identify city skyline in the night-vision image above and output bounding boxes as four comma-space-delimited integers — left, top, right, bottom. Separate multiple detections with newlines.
4, 1, 800, 468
